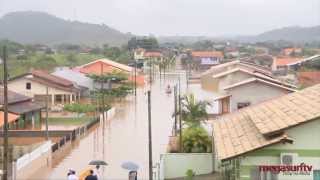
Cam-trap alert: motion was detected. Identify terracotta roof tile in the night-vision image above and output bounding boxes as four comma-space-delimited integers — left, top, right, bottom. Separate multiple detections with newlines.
212, 84, 320, 161
191, 51, 223, 58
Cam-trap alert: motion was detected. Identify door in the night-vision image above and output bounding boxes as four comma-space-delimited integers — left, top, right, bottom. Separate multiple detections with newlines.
314, 170, 320, 180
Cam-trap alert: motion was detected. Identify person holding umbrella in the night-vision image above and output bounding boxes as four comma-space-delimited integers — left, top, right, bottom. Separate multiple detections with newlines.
121, 161, 139, 180
88, 160, 108, 180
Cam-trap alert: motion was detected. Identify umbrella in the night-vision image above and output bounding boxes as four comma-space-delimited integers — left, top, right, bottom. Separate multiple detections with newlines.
121, 161, 139, 171
89, 160, 108, 166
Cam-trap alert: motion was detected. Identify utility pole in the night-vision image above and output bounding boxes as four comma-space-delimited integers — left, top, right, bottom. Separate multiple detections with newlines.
100, 63, 105, 121
179, 93, 182, 152
173, 85, 177, 135
147, 91, 153, 180
45, 87, 49, 140
134, 59, 137, 96
2, 46, 9, 180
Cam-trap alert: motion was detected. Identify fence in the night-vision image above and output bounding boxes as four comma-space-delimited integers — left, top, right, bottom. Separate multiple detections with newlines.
157, 153, 213, 180
16, 141, 51, 171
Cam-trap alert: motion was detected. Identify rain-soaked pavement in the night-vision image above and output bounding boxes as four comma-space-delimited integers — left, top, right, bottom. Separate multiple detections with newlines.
38, 71, 189, 180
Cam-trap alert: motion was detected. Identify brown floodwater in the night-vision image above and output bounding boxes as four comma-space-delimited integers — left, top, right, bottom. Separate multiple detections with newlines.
38, 72, 188, 180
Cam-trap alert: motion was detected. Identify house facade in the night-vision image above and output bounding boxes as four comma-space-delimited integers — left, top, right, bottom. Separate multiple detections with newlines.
190, 51, 224, 70
8, 70, 81, 106
212, 84, 320, 180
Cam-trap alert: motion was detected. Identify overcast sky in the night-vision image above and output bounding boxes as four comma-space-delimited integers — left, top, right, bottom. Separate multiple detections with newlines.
0, 0, 319, 36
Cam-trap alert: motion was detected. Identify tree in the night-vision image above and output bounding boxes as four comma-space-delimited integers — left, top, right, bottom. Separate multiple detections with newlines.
66, 53, 78, 67
34, 55, 57, 70
181, 126, 212, 153
180, 94, 210, 127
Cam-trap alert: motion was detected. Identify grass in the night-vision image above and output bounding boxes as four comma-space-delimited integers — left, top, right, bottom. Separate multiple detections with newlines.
48, 116, 94, 126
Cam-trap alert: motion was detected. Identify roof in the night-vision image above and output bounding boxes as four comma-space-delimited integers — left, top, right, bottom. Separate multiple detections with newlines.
212, 68, 296, 89
274, 57, 302, 66
78, 58, 133, 74
8, 101, 45, 114
0, 88, 31, 105
298, 71, 320, 87
144, 51, 162, 57
191, 51, 223, 58
212, 84, 320, 161
0, 111, 20, 127
32, 70, 74, 87
52, 68, 93, 90
222, 77, 297, 92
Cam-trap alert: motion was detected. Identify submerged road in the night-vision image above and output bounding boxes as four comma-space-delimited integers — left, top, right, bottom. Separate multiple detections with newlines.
41, 71, 187, 179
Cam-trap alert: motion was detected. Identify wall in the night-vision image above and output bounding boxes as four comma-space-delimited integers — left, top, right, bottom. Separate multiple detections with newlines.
160, 153, 213, 179
8, 77, 73, 97
239, 118, 320, 180
227, 81, 290, 112
218, 71, 252, 92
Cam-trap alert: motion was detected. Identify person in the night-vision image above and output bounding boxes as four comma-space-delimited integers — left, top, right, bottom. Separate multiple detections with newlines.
129, 171, 137, 180
93, 165, 100, 179
85, 170, 98, 180
68, 170, 79, 180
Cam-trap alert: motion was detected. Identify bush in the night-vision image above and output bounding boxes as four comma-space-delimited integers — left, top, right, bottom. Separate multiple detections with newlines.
182, 126, 211, 153
185, 169, 195, 180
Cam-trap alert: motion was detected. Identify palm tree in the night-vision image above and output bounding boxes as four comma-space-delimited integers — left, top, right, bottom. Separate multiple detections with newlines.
180, 94, 210, 127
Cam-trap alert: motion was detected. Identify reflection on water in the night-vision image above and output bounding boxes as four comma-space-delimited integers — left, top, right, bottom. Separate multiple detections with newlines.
40, 73, 187, 179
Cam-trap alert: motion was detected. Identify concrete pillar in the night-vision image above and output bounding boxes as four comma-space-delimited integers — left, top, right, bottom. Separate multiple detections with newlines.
31, 111, 35, 128
51, 94, 55, 106
61, 94, 65, 104
70, 94, 73, 103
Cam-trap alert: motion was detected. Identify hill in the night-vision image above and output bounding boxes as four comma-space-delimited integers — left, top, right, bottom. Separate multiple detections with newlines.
0, 11, 132, 46
237, 26, 320, 43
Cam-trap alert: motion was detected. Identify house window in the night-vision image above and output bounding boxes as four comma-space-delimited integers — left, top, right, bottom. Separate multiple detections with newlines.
237, 102, 250, 109
26, 82, 31, 90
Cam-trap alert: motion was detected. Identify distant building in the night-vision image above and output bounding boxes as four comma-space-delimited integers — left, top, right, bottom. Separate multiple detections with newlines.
212, 84, 320, 180
190, 51, 224, 70
272, 55, 320, 72
298, 71, 320, 87
282, 47, 302, 56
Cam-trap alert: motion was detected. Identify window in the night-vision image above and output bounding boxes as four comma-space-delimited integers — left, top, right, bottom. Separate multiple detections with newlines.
237, 102, 250, 109
26, 82, 31, 90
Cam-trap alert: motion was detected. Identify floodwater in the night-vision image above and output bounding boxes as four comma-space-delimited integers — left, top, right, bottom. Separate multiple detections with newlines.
41, 71, 188, 180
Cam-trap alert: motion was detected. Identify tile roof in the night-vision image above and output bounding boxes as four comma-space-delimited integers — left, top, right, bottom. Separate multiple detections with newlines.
78, 58, 133, 74
274, 57, 302, 66
32, 70, 74, 87
144, 51, 162, 57
298, 71, 320, 87
212, 84, 320, 161
0, 111, 20, 127
191, 51, 224, 58
222, 77, 297, 92
0, 88, 31, 105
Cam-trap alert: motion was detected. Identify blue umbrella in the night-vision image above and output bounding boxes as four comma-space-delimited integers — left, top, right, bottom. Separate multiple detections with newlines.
121, 161, 139, 171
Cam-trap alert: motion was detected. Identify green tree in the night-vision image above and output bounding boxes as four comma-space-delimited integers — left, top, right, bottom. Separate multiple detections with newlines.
66, 53, 78, 67
180, 94, 210, 127
182, 126, 212, 153
34, 55, 57, 70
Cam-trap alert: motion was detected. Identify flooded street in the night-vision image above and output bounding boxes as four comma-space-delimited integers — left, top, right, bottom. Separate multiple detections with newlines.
45, 71, 188, 179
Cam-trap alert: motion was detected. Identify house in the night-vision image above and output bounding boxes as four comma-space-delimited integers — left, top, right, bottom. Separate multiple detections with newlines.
0, 88, 45, 129
297, 71, 320, 87
200, 61, 296, 114
0, 111, 19, 128
134, 48, 146, 61
282, 47, 302, 56
212, 84, 320, 180
190, 51, 224, 70
215, 77, 296, 114
76, 58, 145, 85
272, 55, 320, 72
8, 70, 82, 106
201, 60, 272, 92
144, 51, 163, 61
